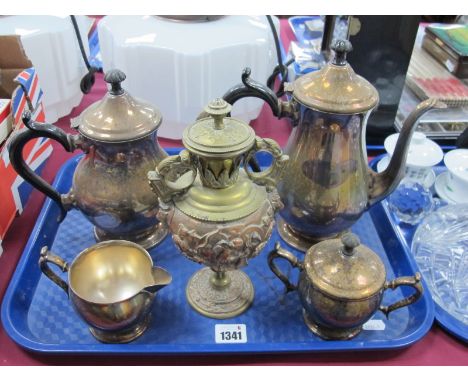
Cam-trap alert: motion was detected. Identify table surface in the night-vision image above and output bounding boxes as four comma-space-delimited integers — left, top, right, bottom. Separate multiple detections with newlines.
0, 18, 466, 366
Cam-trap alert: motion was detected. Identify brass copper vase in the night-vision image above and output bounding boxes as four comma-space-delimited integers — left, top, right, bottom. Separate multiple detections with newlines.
222, 40, 446, 251
148, 99, 288, 319
9, 69, 168, 249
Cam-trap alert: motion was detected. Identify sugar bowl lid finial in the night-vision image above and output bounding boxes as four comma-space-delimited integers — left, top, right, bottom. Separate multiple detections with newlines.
331, 39, 353, 66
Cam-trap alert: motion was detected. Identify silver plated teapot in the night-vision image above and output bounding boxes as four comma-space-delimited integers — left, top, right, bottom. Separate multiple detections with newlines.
9, 69, 168, 249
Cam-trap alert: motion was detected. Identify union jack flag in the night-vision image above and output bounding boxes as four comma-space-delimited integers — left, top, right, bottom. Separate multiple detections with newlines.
0, 68, 53, 245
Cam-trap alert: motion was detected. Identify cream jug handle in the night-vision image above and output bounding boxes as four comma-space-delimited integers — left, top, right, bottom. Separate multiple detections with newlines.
39, 246, 69, 295
148, 150, 197, 203
243, 137, 289, 188
268, 242, 303, 293
379, 273, 423, 318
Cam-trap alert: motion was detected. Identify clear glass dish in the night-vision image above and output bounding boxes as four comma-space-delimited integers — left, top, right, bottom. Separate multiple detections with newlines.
411, 204, 468, 325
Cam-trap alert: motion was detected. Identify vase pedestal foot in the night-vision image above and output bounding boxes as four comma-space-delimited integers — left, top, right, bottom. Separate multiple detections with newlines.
186, 268, 254, 319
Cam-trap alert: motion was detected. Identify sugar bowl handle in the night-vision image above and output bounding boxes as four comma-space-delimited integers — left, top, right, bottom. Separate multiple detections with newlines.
268, 242, 303, 293
379, 273, 423, 318
39, 246, 69, 295
148, 150, 197, 203
244, 137, 288, 188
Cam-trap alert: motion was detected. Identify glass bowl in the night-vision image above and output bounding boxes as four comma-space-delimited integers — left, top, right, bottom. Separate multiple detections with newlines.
411, 204, 468, 325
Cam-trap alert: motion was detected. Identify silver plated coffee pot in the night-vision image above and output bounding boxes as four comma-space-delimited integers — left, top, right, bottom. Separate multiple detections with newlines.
222, 39, 445, 251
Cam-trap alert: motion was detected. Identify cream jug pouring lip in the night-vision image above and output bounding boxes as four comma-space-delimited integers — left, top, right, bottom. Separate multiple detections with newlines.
143, 267, 173, 294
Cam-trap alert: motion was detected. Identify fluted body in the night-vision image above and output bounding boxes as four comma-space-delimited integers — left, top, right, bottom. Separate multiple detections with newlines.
277, 108, 370, 240
72, 131, 167, 239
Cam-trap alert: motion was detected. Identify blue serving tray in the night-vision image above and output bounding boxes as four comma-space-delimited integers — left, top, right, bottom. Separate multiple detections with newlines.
370, 155, 468, 343
1, 149, 434, 354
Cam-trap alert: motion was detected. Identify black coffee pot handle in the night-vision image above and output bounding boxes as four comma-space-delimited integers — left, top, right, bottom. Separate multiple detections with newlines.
8, 111, 78, 221
223, 68, 282, 118
221, 68, 286, 173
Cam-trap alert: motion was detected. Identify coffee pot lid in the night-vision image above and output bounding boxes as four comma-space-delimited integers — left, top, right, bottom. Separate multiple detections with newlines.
304, 233, 386, 300
290, 40, 379, 114
183, 98, 256, 158
76, 69, 162, 142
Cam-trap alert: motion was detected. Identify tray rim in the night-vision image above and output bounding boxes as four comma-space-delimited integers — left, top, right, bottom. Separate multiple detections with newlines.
1, 150, 435, 354
369, 154, 467, 343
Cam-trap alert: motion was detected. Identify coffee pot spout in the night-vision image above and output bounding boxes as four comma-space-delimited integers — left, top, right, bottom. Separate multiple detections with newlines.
367, 98, 446, 205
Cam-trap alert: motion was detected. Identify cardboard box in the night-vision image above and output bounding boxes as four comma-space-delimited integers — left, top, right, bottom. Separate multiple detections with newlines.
0, 99, 12, 144
0, 35, 53, 255
0, 35, 33, 97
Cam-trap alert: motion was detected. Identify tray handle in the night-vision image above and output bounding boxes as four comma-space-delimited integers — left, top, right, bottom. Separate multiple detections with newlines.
268, 242, 303, 292
379, 273, 423, 318
39, 246, 69, 295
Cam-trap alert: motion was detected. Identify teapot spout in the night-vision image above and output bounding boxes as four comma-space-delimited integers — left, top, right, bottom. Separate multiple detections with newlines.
367, 98, 446, 205
143, 267, 172, 294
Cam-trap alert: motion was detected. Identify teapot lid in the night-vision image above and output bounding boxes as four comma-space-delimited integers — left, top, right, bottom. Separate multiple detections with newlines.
304, 233, 386, 300
290, 40, 379, 114
183, 99, 256, 158
76, 69, 162, 142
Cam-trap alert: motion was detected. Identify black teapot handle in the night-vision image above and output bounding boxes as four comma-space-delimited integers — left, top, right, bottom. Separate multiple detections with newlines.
8, 111, 78, 221
223, 68, 282, 118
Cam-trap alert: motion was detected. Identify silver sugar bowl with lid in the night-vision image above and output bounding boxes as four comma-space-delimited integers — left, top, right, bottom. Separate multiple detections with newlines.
268, 233, 423, 340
